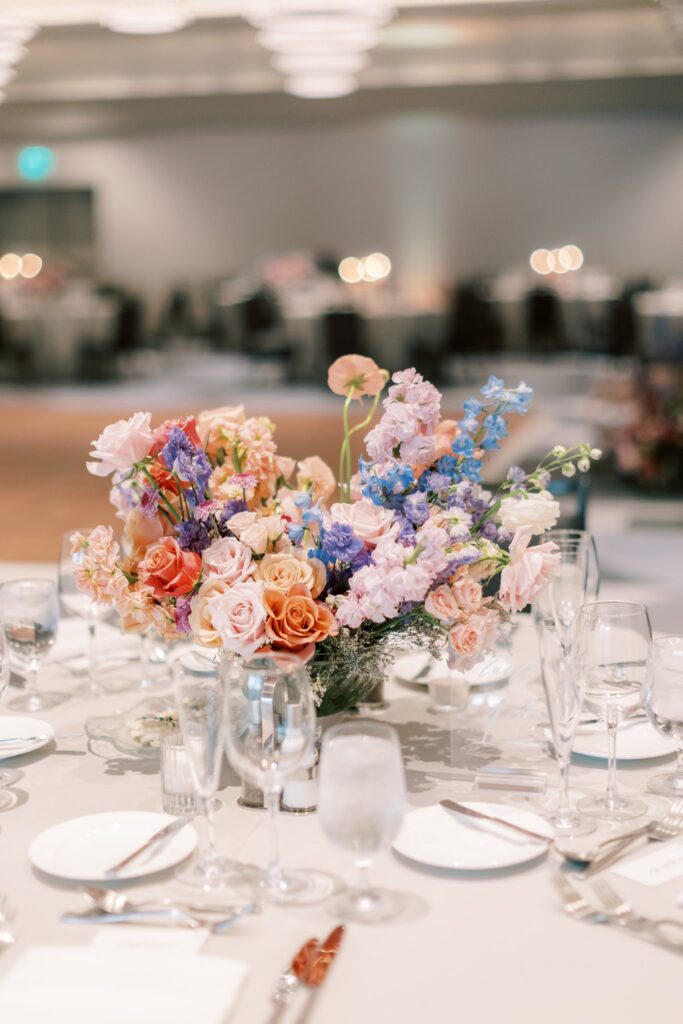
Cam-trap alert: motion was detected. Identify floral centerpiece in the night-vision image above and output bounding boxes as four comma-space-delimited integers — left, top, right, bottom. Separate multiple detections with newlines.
73, 355, 599, 715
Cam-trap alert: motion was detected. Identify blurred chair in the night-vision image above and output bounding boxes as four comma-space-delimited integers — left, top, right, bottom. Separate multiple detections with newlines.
322, 309, 367, 364
607, 280, 653, 358
444, 280, 504, 356
157, 287, 196, 341
524, 287, 566, 352
238, 289, 293, 377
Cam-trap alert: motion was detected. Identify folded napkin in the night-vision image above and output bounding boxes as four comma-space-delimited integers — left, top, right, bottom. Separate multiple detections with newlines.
0, 946, 248, 1023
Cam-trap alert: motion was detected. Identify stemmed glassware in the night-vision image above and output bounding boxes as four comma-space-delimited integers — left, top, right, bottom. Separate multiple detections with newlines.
318, 720, 406, 923
538, 621, 594, 837
574, 601, 652, 821
643, 635, 683, 796
222, 653, 316, 903
173, 651, 252, 892
533, 529, 598, 632
0, 625, 20, 795
0, 579, 62, 712
58, 530, 115, 698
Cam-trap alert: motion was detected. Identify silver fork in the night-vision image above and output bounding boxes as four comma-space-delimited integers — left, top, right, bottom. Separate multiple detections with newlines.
0, 895, 16, 951
580, 800, 683, 879
592, 877, 683, 951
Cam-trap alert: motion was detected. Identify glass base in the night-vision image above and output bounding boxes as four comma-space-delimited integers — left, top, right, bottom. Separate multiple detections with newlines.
549, 810, 596, 838
647, 772, 683, 797
577, 793, 648, 822
0, 788, 17, 811
0, 768, 21, 788
175, 852, 258, 892
329, 885, 403, 924
261, 868, 315, 905
7, 690, 67, 712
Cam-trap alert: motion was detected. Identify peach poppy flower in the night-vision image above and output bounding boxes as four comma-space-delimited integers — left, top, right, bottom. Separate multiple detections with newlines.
327, 355, 387, 400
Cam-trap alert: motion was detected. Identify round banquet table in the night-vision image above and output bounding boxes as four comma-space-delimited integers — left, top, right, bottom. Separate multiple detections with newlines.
0, 565, 681, 1023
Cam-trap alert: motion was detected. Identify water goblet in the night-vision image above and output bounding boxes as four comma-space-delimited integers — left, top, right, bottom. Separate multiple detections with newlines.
643, 635, 683, 796
0, 579, 63, 712
574, 601, 652, 821
59, 529, 115, 698
173, 651, 253, 892
0, 625, 21, 793
538, 621, 594, 837
318, 720, 406, 924
222, 652, 316, 903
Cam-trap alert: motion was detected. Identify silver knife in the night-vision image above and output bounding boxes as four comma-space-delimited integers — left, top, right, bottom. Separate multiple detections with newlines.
60, 907, 199, 928
104, 817, 191, 877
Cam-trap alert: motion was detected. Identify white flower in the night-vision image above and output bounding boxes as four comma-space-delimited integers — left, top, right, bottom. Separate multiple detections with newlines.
577, 457, 591, 472
87, 411, 153, 477
590, 448, 602, 460
561, 464, 576, 478
552, 445, 567, 457
498, 490, 560, 535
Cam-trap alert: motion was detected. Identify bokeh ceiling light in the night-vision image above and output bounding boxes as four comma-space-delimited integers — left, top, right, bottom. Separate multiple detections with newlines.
530, 245, 584, 275
272, 52, 368, 75
367, 252, 391, 278
558, 244, 584, 270
0, 68, 16, 88
284, 74, 357, 98
0, 253, 22, 280
338, 256, 363, 283
0, 43, 27, 66
101, 2, 193, 35
20, 253, 43, 279
0, 19, 38, 45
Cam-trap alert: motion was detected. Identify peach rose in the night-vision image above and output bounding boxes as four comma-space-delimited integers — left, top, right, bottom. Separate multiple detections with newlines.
124, 508, 174, 557
201, 537, 253, 584
87, 411, 153, 477
296, 456, 336, 502
196, 404, 246, 455
327, 354, 387, 400
116, 581, 156, 633
255, 551, 326, 598
328, 500, 395, 546
499, 526, 561, 614
425, 584, 461, 625
228, 511, 284, 555
264, 583, 338, 654
449, 609, 498, 669
138, 537, 202, 598
452, 576, 483, 615
209, 580, 267, 658
188, 577, 235, 648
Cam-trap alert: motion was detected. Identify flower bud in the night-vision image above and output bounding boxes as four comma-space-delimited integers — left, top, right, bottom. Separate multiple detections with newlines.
590, 448, 602, 460
552, 445, 567, 457
577, 457, 590, 472
561, 463, 576, 477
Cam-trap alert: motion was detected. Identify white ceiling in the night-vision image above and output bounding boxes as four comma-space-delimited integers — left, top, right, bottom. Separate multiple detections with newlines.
0, 0, 681, 139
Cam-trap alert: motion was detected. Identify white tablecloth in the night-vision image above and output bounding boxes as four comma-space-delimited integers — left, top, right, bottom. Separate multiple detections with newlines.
0, 566, 681, 1023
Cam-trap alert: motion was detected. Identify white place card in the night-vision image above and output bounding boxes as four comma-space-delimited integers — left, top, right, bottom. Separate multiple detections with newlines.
613, 841, 683, 888
91, 924, 210, 954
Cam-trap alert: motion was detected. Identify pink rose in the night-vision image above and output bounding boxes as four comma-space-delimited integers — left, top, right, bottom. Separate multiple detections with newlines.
297, 456, 336, 502
228, 511, 284, 555
452, 576, 483, 615
449, 609, 499, 669
499, 526, 561, 614
87, 411, 153, 477
425, 584, 461, 625
201, 537, 253, 584
188, 577, 235, 648
209, 580, 267, 658
328, 500, 395, 546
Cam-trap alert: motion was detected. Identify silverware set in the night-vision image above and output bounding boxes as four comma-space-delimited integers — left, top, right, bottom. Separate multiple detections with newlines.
573, 799, 683, 878
558, 874, 683, 954
267, 925, 345, 1024
61, 885, 261, 933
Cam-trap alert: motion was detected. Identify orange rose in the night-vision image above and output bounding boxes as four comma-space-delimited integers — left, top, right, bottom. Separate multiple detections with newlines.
263, 582, 338, 654
138, 537, 201, 598
327, 354, 387, 400
256, 552, 327, 598
124, 508, 174, 557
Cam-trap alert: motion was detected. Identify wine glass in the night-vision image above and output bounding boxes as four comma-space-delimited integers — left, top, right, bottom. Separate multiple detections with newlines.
538, 621, 594, 837
534, 529, 598, 633
643, 635, 683, 796
173, 651, 253, 892
0, 579, 63, 712
0, 625, 21, 794
59, 530, 115, 697
222, 653, 316, 903
318, 720, 406, 924
574, 601, 652, 821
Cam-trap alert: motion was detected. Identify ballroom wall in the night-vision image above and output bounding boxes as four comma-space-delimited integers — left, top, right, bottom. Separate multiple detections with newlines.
0, 111, 681, 293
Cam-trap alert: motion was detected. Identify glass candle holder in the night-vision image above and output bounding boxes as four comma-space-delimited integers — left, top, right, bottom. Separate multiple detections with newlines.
160, 729, 200, 817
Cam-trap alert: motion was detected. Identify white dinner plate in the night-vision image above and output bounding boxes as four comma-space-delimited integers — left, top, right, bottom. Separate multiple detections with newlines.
0, 716, 55, 761
29, 811, 197, 881
570, 721, 677, 762
392, 802, 552, 871
392, 651, 512, 689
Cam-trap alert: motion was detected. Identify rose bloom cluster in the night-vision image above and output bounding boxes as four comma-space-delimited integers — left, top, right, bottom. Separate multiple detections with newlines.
74, 356, 598, 672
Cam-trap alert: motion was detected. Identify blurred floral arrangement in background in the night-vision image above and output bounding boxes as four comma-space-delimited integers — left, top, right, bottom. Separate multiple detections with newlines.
612, 364, 683, 493
73, 354, 599, 716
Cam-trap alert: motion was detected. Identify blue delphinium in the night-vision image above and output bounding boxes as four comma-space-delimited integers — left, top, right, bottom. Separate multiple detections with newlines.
316, 522, 364, 566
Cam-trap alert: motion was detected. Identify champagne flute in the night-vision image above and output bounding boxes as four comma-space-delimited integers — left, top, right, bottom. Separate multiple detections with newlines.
318, 720, 406, 923
548, 534, 589, 652
222, 653, 316, 903
575, 601, 652, 821
538, 621, 594, 837
59, 530, 115, 697
173, 651, 254, 892
643, 635, 683, 796
0, 579, 63, 712
534, 529, 598, 631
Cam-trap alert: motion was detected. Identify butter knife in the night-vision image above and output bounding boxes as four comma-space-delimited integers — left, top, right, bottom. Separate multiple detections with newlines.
104, 816, 191, 877
266, 937, 320, 1024
441, 799, 551, 844
292, 925, 345, 1024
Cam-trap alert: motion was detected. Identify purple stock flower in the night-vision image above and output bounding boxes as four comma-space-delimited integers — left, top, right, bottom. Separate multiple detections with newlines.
173, 597, 192, 636
177, 519, 212, 553
221, 499, 248, 521
139, 486, 159, 518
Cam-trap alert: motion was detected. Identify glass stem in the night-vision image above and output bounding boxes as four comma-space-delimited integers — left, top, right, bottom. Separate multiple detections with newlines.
202, 795, 216, 856
87, 617, 96, 685
356, 860, 372, 898
676, 745, 683, 781
26, 659, 39, 698
557, 754, 571, 824
264, 787, 282, 887
606, 718, 619, 807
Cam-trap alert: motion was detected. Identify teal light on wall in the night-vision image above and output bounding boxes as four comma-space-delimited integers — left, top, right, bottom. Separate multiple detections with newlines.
17, 146, 55, 182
